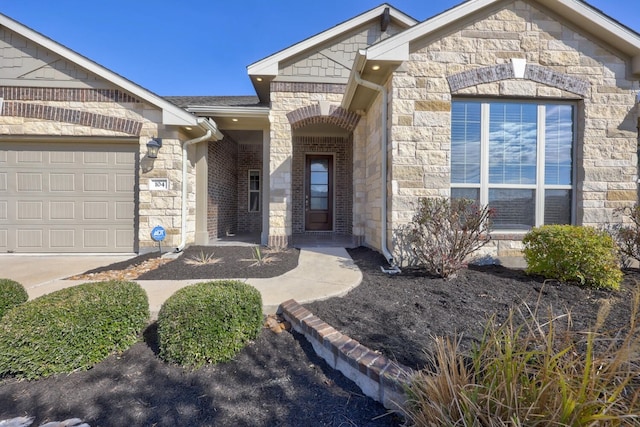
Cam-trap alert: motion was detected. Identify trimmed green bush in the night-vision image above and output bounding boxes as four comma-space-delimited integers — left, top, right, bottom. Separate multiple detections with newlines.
0, 279, 28, 319
0, 280, 149, 379
523, 225, 622, 290
157, 280, 263, 368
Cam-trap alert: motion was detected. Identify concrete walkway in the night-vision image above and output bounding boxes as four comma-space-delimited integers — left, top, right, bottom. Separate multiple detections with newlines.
14, 247, 362, 317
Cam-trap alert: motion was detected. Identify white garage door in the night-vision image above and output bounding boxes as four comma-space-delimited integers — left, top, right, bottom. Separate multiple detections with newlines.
0, 141, 137, 253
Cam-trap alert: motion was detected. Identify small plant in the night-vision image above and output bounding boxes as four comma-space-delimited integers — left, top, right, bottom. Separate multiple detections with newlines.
157, 280, 262, 368
404, 291, 640, 425
0, 280, 149, 379
243, 246, 279, 267
185, 250, 221, 266
407, 197, 493, 279
523, 225, 622, 290
0, 279, 28, 319
614, 204, 640, 263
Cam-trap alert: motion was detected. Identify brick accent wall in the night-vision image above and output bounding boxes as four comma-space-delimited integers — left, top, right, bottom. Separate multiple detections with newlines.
291, 135, 353, 235
208, 138, 238, 239
237, 144, 263, 234
271, 82, 346, 94
1, 101, 143, 135
0, 86, 140, 102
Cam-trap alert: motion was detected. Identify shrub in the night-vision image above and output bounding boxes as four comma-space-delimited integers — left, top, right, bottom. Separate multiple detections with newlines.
0, 279, 28, 319
614, 204, 640, 263
0, 280, 149, 379
157, 280, 262, 368
404, 292, 640, 426
523, 225, 622, 290
407, 197, 493, 278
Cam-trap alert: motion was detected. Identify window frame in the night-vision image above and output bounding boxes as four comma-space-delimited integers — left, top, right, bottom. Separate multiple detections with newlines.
450, 99, 576, 233
248, 169, 261, 213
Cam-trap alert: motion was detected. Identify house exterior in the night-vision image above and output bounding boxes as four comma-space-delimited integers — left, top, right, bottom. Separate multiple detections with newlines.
2, 0, 640, 263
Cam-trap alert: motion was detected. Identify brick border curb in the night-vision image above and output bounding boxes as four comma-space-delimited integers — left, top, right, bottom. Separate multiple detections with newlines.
279, 299, 415, 411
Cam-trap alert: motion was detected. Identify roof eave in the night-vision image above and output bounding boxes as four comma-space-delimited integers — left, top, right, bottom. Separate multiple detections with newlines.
0, 13, 199, 127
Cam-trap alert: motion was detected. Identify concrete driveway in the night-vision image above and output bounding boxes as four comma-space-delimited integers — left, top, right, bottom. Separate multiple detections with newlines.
0, 254, 134, 288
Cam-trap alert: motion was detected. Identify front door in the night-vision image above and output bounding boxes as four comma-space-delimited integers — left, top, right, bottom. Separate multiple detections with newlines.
305, 155, 333, 231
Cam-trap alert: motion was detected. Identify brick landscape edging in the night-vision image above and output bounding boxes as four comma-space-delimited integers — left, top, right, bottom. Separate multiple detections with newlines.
279, 299, 415, 411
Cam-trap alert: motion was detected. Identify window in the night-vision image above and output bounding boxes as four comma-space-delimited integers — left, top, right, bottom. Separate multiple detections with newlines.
451, 100, 574, 231
248, 170, 260, 212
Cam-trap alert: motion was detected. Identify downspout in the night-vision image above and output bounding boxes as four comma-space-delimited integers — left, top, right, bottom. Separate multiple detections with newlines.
353, 71, 400, 274
176, 118, 222, 252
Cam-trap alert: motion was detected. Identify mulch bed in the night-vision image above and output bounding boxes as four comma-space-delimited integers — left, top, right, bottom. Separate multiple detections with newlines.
307, 247, 639, 370
1, 246, 638, 426
68, 246, 300, 281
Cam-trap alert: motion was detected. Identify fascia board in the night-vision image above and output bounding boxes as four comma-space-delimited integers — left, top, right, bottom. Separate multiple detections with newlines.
247, 4, 418, 76
185, 106, 270, 117
0, 13, 198, 127
341, 52, 368, 109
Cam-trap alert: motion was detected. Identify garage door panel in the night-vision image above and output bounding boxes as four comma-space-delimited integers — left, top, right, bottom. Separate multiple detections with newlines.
84, 201, 109, 220
50, 230, 75, 248
17, 173, 43, 192
1, 142, 136, 253
116, 201, 135, 220
116, 229, 134, 248
84, 229, 109, 248
17, 151, 42, 163
116, 174, 135, 192
50, 151, 75, 163
83, 174, 109, 192
17, 229, 43, 248
83, 151, 108, 165
116, 152, 135, 165
50, 201, 75, 220
50, 173, 75, 191
17, 201, 42, 220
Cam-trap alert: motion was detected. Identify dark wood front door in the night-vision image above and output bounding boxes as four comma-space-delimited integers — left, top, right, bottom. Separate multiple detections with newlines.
305, 155, 333, 231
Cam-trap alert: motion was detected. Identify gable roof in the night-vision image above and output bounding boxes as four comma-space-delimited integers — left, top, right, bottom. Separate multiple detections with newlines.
0, 13, 199, 127
343, 0, 640, 110
247, 3, 418, 103
367, 0, 640, 64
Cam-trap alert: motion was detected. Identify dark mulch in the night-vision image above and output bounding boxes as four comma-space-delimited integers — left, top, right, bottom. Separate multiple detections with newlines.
80, 246, 300, 280
140, 246, 300, 280
307, 247, 639, 370
1, 246, 637, 426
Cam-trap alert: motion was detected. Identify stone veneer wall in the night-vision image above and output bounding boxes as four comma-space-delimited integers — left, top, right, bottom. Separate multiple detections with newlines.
387, 0, 639, 259
352, 93, 387, 253
268, 82, 347, 247
291, 135, 353, 235
237, 143, 263, 234
0, 85, 198, 252
208, 138, 238, 239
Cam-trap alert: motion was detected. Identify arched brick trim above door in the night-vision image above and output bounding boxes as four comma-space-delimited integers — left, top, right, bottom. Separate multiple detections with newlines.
447, 61, 590, 97
287, 103, 361, 132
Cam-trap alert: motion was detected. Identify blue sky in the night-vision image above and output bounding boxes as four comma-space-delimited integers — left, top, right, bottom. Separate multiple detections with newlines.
1, 1, 638, 96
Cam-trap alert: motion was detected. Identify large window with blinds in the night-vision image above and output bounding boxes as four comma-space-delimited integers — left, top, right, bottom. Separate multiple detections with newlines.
451, 100, 574, 231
